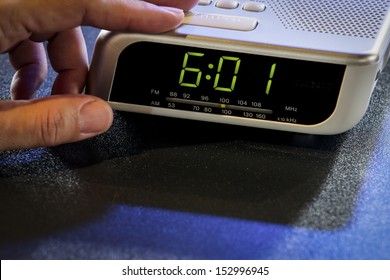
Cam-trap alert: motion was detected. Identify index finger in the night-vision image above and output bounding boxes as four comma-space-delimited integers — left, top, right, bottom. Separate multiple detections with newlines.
1, 0, 198, 52
81, 0, 188, 33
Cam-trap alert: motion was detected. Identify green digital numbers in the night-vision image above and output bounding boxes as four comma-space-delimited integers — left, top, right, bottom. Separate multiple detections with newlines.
178, 52, 204, 88
178, 52, 241, 92
213, 56, 241, 92
178, 51, 276, 95
265, 63, 277, 95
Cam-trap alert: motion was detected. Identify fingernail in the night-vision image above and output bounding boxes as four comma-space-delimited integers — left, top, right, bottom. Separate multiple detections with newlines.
162, 6, 184, 16
78, 99, 113, 134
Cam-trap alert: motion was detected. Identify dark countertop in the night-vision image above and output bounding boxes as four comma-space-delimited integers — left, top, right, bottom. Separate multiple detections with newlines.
0, 27, 390, 259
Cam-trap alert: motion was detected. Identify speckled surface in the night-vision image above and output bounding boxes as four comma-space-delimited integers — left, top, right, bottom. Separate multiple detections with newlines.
0, 27, 390, 259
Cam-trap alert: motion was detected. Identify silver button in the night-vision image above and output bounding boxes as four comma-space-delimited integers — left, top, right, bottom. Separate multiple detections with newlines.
198, 0, 213, 5
183, 12, 258, 31
215, 0, 240, 9
242, 2, 266, 12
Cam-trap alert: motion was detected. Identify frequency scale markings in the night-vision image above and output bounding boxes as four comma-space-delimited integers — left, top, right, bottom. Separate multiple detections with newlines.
165, 97, 273, 114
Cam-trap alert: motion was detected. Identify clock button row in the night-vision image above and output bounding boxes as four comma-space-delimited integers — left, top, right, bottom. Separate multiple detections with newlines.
198, 0, 266, 12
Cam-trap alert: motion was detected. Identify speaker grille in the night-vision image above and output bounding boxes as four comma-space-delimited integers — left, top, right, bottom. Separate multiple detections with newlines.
266, 0, 390, 39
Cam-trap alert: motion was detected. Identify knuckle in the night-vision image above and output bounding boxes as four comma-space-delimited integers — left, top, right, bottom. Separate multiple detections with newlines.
38, 109, 68, 146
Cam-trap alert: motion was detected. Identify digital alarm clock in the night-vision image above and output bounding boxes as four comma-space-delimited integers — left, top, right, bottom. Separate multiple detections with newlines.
88, 0, 390, 134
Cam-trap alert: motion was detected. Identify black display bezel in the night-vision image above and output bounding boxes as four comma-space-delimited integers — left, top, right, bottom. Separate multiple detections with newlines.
110, 42, 346, 125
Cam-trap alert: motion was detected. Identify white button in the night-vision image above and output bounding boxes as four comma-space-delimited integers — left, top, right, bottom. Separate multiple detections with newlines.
215, 0, 240, 9
183, 12, 258, 31
198, 0, 212, 5
242, 2, 266, 12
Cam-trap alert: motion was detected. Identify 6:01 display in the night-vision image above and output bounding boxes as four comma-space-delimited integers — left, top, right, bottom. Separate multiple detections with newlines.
178, 51, 277, 95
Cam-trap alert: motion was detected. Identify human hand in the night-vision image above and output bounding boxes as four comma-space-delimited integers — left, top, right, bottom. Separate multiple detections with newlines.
0, 0, 198, 151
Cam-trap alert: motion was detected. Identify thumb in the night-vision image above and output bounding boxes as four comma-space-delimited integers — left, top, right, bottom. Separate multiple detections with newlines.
0, 95, 113, 151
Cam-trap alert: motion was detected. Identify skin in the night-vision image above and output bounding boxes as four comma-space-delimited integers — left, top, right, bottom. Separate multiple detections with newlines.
0, 0, 198, 151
